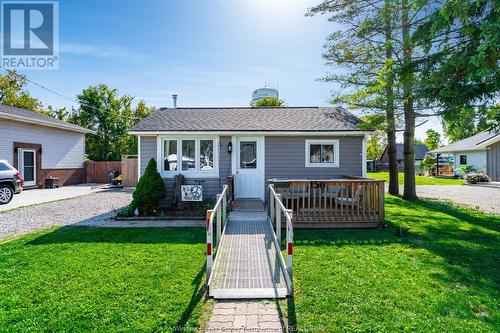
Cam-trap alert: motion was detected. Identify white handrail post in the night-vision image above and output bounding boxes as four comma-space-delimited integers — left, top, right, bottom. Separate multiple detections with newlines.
222, 189, 227, 226
275, 193, 282, 248
286, 209, 293, 282
269, 185, 275, 225
206, 210, 214, 280
216, 194, 222, 247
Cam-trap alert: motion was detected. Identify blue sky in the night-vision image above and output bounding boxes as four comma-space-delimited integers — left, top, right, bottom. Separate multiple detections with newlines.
16, 0, 441, 140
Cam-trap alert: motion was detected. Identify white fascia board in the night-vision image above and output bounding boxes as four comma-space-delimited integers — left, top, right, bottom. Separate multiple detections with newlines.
476, 134, 500, 148
432, 148, 486, 154
129, 130, 370, 136
0, 112, 95, 134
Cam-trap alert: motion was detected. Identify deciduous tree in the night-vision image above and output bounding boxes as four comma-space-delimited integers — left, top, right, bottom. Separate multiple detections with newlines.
251, 97, 285, 107
71, 84, 155, 161
423, 129, 441, 150
0, 71, 42, 112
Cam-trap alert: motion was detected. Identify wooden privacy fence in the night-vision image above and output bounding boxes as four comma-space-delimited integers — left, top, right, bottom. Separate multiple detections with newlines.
268, 178, 385, 228
85, 157, 138, 185
121, 155, 138, 187
84, 161, 121, 183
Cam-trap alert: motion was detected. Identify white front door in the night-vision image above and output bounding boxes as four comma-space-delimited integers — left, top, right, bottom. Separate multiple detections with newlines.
19, 149, 36, 187
235, 137, 264, 199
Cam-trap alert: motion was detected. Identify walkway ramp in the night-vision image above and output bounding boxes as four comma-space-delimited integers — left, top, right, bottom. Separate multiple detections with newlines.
208, 200, 290, 299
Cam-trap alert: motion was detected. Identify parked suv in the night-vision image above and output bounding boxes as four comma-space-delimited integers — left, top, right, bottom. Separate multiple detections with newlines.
0, 160, 23, 205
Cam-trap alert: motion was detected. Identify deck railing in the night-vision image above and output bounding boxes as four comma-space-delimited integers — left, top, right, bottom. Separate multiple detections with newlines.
269, 184, 294, 292
268, 178, 385, 227
206, 184, 229, 281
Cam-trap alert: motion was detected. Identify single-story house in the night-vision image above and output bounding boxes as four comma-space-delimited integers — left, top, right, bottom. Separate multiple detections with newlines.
378, 143, 429, 170
430, 130, 499, 177
130, 106, 369, 201
0, 103, 93, 188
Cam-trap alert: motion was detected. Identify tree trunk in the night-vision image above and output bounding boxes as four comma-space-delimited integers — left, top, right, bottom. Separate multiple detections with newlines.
384, 0, 399, 196
401, 0, 417, 200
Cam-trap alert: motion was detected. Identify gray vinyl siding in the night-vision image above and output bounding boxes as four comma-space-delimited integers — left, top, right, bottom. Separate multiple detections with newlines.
138, 134, 365, 204
219, 136, 232, 182
0, 119, 85, 168
265, 136, 363, 180
139, 135, 232, 205
139, 136, 157, 175
486, 142, 500, 181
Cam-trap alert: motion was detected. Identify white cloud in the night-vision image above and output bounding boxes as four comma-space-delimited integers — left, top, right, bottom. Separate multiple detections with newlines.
59, 42, 147, 62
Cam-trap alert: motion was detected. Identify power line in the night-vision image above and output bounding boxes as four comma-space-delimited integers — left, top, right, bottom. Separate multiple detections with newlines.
0, 65, 104, 113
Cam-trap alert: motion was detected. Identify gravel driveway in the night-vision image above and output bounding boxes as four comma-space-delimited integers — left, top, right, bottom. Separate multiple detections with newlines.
0, 190, 132, 241
415, 185, 500, 214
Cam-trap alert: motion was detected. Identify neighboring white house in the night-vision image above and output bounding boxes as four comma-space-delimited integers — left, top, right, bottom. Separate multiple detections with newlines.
430, 131, 498, 176
0, 103, 94, 188
476, 132, 500, 181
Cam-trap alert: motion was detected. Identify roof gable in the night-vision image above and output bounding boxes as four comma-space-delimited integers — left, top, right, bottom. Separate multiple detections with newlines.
0, 103, 93, 134
131, 107, 364, 132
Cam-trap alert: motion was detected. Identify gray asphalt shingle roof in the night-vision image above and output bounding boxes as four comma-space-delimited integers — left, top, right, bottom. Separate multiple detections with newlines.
430, 131, 498, 153
380, 143, 429, 161
0, 103, 92, 133
131, 107, 364, 132
400, 144, 429, 160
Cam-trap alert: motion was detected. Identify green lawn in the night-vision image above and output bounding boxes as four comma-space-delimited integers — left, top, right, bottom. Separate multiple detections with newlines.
287, 196, 499, 332
368, 171, 465, 185
0, 227, 208, 332
1, 198, 499, 332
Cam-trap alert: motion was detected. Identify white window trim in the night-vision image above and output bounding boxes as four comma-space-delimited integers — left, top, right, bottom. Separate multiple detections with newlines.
157, 135, 219, 178
305, 139, 340, 168
459, 154, 468, 165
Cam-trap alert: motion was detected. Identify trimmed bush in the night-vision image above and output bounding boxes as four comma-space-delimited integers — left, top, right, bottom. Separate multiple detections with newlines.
463, 172, 490, 184
132, 158, 166, 215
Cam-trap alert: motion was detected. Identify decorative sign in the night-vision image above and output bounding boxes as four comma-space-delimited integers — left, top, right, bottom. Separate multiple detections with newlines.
181, 185, 203, 202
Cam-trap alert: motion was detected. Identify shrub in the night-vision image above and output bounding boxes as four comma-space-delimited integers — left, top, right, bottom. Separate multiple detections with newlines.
132, 158, 166, 215
422, 155, 436, 165
116, 204, 135, 217
463, 173, 490, 184
460, 165, 476, 174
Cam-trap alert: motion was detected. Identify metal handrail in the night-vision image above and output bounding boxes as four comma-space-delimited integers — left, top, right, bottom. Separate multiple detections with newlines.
206, 184, 228, 281
269, 184, 294, 292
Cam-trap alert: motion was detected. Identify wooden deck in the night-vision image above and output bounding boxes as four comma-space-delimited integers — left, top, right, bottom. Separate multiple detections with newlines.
208, 201, 289, 299
269, 178, 385, 227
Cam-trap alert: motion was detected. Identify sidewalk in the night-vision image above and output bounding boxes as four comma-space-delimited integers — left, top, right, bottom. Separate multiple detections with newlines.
207, 300, 283, 332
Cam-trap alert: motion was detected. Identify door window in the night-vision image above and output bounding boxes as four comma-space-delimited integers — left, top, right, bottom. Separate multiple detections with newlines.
23, 151, 35, 182
240, 141, 257, 169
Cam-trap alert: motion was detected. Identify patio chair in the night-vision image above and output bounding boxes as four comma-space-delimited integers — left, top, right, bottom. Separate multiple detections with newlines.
335, 185, 363, 207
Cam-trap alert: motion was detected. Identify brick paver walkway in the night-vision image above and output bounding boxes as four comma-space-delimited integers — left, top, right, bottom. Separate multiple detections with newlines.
207, 300, 283, 332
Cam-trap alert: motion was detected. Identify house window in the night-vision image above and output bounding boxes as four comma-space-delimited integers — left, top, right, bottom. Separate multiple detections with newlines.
199, 140, 214, 171
163, 140, 177, 171
161, 137, 218, 176
305, 139, 340, 167
459, 154, 467, 165
182, 140, 196, 171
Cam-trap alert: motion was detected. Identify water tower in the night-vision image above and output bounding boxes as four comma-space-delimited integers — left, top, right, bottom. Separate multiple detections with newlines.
251, 87, 279, 104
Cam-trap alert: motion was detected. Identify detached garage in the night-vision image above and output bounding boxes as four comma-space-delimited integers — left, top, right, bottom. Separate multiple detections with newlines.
478, 133, 500, 182
0, 103, 93, 188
